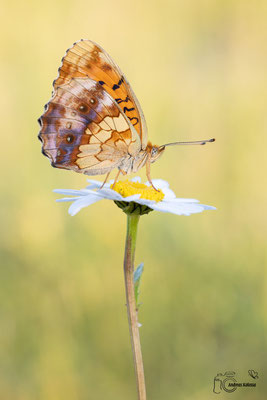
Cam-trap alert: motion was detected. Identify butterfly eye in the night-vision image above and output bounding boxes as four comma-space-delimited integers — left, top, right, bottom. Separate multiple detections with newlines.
79, 104, 88, 112
151, 147, 158, 157
66, 134, 74, 143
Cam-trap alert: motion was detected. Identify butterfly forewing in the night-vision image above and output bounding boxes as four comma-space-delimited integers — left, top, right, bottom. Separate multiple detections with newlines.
53, 39, 147, 148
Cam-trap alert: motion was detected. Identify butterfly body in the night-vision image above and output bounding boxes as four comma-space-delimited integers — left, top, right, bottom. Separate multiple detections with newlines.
38, 39, 214, 185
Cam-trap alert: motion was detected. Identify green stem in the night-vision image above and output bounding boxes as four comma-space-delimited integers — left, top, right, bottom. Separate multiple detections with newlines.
124, 214, 146, 400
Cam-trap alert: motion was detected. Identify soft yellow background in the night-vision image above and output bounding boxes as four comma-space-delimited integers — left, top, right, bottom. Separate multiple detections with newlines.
1, 0, 266, 399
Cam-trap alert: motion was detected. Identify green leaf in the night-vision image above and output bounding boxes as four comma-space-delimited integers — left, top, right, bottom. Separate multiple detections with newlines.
134, 263, 144, 309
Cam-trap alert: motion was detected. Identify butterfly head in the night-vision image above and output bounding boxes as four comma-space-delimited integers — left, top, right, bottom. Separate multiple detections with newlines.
147, 143, 166, 164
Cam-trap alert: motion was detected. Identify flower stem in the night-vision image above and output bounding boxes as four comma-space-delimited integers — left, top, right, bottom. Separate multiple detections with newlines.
124, 214, 146, 400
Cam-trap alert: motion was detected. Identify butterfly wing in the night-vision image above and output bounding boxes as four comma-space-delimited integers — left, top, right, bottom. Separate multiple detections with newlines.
38, 77, 141, 175
53, 39, 148, 149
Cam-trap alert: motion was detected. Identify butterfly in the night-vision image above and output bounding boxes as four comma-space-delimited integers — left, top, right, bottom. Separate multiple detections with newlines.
38, 39, 215, 188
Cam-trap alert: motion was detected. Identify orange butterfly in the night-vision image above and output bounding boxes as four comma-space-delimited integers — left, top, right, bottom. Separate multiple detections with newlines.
38, 40, 214, 188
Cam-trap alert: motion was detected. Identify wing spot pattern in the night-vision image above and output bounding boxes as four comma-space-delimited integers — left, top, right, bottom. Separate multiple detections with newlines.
123, 106, 135, 113
115, 96, 130, 104
79, 104, 88, 112
66, 134, 74, 143
129, 117, 139, 126
112, 77, 124, 91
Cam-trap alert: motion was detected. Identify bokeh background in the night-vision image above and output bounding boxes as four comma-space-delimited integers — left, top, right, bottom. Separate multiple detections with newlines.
1, 0, 266, 399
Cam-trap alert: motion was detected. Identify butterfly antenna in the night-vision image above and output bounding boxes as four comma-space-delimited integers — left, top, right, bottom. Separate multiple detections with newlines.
159, 138, 215, 149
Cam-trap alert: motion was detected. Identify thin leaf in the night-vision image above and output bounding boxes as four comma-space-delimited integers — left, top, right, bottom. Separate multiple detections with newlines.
134, 263, 144, 309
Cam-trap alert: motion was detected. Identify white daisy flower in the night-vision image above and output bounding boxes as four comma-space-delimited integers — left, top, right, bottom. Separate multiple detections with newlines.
54, 177, 216, 216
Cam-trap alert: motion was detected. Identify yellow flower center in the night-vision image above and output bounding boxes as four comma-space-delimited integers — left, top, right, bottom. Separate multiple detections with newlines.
113, 180, 164, 202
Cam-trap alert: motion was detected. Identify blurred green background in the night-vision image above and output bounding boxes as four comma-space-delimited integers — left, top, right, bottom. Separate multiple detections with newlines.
1, 0, 266, 399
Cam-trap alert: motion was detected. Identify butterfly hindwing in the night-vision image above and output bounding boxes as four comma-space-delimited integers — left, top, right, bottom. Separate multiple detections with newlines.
39, 77, 141, 175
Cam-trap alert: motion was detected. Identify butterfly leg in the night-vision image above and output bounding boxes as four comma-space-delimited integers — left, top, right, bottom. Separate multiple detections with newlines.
100, 171, 111, 189
111, 169, 121, 189
146, 158, 159, 191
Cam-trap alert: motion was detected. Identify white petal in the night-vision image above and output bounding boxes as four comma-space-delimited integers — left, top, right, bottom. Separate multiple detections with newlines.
168, 198, 199, 203
56, 197, 81, 202
68, 195, 102, 216
86, 183, 104, 190
79, 188, 118, 200
134, 198, 155, 206
131, 176, 141, 183
123, 194, 141, 201
161, 187, 176, 200
86, 179, 103, 188
150, 200, 215, 216
97, 188, 124, 200
201, 205, 217, 210
145, 179, 169, 189
53, 189, 89, 196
